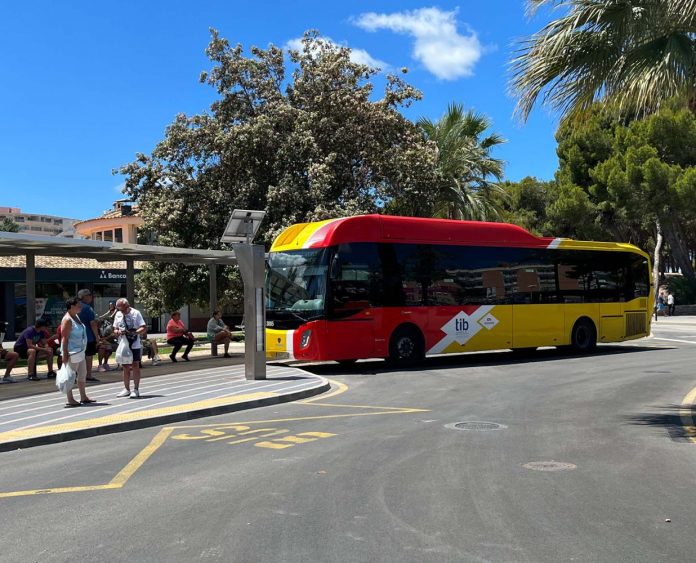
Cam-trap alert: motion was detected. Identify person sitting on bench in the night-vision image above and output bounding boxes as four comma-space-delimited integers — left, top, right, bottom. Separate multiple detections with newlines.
0, 321, 18, 383
13, 318, 56, 381
207, 310, 232, 358
166, 311, 194, 362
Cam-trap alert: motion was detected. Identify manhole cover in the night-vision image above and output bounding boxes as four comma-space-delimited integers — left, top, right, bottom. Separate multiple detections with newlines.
446, 421, 506, 431
522, 461, 576, 472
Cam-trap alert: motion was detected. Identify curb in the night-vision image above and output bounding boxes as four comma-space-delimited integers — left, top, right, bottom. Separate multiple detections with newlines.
0, 377, 330, 453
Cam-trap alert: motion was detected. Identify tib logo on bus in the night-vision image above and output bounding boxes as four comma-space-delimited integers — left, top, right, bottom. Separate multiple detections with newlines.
444, 311, 482, 345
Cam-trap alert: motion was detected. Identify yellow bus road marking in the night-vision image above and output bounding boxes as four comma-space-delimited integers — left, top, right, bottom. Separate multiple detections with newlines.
0, 483, 121, 499
255, 441, 293, 449
172, 425, 335, 449
0, 380, 427, 499
108, 428, 174, 487
254, 432, 336, 449
0, 428, 172, 499
171, 408, 429, 430
0, 392, 277, 445
680, 385, 696, 444
300, 378, 348, 403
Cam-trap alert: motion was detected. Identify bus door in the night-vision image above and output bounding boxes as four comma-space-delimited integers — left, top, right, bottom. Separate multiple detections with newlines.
512, 266, 565, 348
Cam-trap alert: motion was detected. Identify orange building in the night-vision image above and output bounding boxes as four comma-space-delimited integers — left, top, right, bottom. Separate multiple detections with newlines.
74, 200, 144, 243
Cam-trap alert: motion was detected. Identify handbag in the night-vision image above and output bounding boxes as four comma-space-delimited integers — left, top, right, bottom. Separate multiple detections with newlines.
69, 350, 86, 363
123, 314, 139, 347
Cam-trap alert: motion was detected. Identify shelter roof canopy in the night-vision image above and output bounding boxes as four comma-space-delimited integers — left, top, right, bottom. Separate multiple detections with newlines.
0, 232, 237, 265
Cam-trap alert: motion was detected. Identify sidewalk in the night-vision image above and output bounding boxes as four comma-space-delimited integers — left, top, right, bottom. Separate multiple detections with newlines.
1, 342, 246, 399
0, 362, 328, 452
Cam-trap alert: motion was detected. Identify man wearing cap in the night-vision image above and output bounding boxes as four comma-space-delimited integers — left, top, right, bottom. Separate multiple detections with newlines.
77, 288, 100, 382
13, 318, 56, 380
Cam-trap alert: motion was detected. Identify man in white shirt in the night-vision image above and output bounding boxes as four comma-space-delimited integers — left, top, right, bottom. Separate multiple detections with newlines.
667, 292, 675, 316
112, 298, 147, 398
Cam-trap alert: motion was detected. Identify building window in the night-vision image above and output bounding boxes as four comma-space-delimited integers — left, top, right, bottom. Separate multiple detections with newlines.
94, 232, 103, 241
115, 228, 123, 242
103, 230, 113, 242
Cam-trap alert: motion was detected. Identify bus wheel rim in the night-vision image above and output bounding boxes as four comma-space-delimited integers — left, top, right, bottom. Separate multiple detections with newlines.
398, 337, 414, 358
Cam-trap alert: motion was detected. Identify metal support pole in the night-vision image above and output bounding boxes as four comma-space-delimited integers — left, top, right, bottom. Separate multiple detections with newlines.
26, 253, 36, 327
209, 263, 218, 356
126, 259, 135, 305
208, 263, 218, 316
235, 244, 266, 380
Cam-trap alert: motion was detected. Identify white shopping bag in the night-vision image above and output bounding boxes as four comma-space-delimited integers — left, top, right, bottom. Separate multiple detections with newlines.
115, 336, 133, 365
56, 364, 76, 394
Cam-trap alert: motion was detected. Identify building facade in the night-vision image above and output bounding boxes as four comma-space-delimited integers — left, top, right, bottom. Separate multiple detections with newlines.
0, 207, 78, 237
74, 200, 143, 243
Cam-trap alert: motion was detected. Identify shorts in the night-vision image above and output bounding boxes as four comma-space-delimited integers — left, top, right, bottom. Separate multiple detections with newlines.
15, 348, 29, 360
131, 349, 142, 362
98, 340, 115, 353
86, 341, 97, 356
69, 358, 87, 383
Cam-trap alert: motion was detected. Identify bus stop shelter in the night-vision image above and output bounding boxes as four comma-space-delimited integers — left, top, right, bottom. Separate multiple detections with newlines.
0, 232, 266, 379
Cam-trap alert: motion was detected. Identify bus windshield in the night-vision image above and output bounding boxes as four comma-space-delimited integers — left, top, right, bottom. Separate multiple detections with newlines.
266, 248, 329, 318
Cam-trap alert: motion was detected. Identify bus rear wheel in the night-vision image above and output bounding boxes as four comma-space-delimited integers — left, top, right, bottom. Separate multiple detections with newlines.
570, 318, 597, 353
388, 326, 424, 368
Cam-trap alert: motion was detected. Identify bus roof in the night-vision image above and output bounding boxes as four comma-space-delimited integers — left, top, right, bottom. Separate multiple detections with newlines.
269, 214, 648, 257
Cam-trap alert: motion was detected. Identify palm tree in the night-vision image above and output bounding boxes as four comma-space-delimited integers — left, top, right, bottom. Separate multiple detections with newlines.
418, 104, 507, 221
511, 0, 696, 122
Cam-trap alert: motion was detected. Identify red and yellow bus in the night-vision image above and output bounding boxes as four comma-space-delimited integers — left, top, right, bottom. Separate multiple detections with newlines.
265, 215, 651, 366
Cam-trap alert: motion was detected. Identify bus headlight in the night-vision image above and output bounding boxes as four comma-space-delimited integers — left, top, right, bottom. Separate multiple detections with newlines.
300, 330, 312, 349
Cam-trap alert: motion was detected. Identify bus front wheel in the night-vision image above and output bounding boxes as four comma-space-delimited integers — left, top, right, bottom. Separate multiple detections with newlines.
388, 325, 424, 368
570, 318, 597, 353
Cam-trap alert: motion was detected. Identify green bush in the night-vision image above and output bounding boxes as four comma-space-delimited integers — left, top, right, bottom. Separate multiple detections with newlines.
666, 276, 696, 305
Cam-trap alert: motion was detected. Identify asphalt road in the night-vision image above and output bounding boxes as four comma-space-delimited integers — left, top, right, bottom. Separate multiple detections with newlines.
2, 318, 696, 562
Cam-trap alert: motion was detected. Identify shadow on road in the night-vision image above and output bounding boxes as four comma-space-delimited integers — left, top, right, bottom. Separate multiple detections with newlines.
298, 344, 666, 376
626, 404, 695, 442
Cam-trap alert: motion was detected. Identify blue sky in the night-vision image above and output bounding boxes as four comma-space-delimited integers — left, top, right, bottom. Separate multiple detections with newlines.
0, 1, 559, 220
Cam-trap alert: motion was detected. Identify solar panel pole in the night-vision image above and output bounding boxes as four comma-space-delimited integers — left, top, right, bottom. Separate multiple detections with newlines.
235, 243, 266, 380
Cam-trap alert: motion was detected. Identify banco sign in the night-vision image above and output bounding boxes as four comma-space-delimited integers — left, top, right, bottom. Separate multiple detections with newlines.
99, 270, 127, 280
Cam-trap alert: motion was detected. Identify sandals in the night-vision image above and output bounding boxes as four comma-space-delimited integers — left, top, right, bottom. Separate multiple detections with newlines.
80, 399, 96, 404
64, 402, 81, 408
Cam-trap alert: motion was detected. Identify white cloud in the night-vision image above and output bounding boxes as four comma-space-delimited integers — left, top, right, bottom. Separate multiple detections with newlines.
285, 36, 388, 71
353, 7, 483, 80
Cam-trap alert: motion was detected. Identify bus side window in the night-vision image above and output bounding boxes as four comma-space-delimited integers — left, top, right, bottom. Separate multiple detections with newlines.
329, 243, 383, 316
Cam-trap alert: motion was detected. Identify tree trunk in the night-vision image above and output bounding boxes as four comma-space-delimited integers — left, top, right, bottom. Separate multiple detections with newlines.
661, 216, 696, 284
653, 219, 664, 305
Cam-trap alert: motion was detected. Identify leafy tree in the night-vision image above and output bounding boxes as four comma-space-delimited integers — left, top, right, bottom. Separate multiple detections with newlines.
496, 176, 556, 235
551, 106, 696, 290
0, 218, 19, 232
414, 103, 507, 220
511, 0, 696, 121
117, 30, 438, 313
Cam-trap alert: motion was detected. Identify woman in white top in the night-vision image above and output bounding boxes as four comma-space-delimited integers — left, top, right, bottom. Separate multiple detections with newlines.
61, 296, 94, 407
